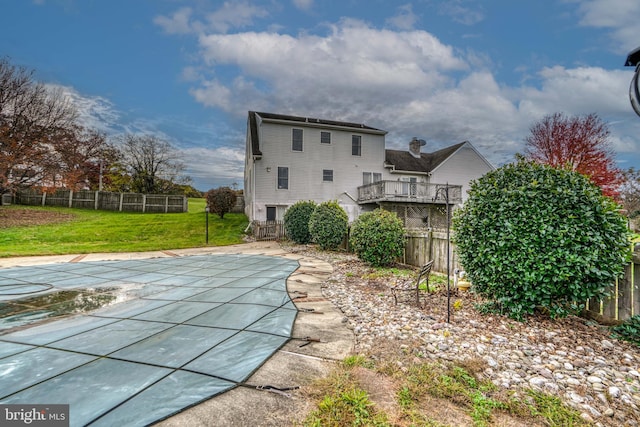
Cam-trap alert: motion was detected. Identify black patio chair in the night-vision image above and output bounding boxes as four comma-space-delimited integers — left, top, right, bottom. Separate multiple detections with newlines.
391, 260, 434, 308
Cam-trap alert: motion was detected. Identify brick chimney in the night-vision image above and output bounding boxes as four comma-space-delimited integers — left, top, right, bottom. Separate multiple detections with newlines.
409, 137, 426, 158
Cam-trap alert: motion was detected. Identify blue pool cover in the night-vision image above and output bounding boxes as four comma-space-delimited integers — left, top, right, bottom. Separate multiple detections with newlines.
0, 254, 300, 426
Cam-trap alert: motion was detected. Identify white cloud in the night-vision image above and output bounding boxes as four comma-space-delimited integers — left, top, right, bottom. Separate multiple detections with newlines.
183, 17, 640, 168
205, 1, 268, 33
572, 0, 640, 52
154, 2, 268, 35
48, 84, 122, 133
386, 4, 419, 30
195, 19, 466, 119
517, 66, 631, 117
182, 146, 245, 189
292, 0, 313, 12
438, 0, 484, 26
151, 5, 640, 178
154, 7, 195, 35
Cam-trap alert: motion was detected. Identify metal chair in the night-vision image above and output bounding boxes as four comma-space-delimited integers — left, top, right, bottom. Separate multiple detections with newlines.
391, 260, 434, 308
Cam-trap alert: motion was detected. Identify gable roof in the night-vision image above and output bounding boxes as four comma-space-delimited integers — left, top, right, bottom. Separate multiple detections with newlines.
385, 141, 467, 174
247, 111, 386, 158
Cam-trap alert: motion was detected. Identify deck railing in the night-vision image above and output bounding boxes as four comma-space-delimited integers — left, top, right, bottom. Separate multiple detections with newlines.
357, 181, 462, 204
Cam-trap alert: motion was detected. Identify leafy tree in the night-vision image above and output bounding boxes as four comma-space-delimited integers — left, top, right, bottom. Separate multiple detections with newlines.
0, 57, 77, 193
350, 209, 406, 266
206, 186, 237, 219
453, 160, 629, 320
309, 200, 348, 250
283, 200, 317, 244
523, 112, 622, 198
45, 125, 108, 191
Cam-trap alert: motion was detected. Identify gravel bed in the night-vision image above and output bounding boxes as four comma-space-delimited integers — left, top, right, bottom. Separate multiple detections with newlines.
284, 244, 640, 427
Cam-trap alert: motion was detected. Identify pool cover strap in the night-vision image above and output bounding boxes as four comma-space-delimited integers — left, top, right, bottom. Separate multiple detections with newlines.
249, 384, 300, 398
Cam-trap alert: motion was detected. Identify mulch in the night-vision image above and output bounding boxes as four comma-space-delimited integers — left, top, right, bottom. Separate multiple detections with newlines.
0, 207, 76, 228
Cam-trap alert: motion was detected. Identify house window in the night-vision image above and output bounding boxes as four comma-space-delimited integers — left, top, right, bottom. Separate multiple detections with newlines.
323, 169, 333, 182
266, 206, 276, 221
401, 177, 417, 196
292, 128, 303, 151
363, 172, 382, 185
277, 167, 289, 189
352, 135, 361, 156
321, 131, 331, 144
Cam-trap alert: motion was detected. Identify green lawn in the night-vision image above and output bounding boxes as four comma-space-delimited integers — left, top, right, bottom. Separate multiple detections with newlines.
0, 198, 249, 257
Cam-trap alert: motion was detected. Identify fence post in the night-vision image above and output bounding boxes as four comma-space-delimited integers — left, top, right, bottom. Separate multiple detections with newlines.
184, 196, 187, 212
164, 196, 168, 213
119, 193, 124, 212
95, 191, 99, 210
69, 190, 73, 208
142, 194, 147, 213
41, 192, 46, 206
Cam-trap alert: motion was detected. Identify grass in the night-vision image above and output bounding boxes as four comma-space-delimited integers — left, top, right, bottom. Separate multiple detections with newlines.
303, 356, 590, 427
0, 198, 249, 257
303, 363, 390, 427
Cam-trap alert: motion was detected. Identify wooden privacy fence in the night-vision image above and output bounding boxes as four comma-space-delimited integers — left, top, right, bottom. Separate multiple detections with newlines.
15, 189, 187, 213
587, 249, 640, 322
403, 230, 460, 273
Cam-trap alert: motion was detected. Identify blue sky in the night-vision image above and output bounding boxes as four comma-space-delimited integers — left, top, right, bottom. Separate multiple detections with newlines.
2, 0, 639, 191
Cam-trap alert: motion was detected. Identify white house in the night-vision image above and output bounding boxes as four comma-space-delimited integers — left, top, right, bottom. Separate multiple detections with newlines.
244, 111, 494, 229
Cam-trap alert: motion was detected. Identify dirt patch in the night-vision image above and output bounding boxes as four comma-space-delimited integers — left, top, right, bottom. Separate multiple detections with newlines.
0, 207, 76, 228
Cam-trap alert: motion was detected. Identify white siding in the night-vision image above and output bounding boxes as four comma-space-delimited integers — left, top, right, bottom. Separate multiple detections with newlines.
430, 144, 493, 201
250, 121, 386, 221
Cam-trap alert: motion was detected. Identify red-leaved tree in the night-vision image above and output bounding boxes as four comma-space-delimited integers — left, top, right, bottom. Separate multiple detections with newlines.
523, 112, 622, 198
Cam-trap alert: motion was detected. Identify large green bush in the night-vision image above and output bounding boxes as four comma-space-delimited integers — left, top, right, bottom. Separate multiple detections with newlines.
350, 209, 406, 266
309, 200, 348, 250
284, 200, 317, 244
453, 160, 630, 320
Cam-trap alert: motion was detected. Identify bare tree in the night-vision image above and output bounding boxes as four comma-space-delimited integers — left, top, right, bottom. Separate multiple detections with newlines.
0, 57, 77, 193
620, 167, 640, 231
117, 134, 189, 194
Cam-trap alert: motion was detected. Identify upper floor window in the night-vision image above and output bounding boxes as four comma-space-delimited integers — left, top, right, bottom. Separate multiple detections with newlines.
277, 167, 289, 189
321, 131, 331, 144
352, 135, 361, 156
292, 128, 303, 151
323, 169, 333, 182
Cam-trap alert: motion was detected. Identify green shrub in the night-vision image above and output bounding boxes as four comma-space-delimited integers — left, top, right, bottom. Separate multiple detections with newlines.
453, 160, 630, 320
309, 200, 348, 250
350, 209, 405, 266
283, 200, 317, 244
611, 315, 640, 347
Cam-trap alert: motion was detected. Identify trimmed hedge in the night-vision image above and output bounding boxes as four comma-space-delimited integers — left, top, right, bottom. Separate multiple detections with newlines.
453, 160, 630, 320
309, 200, 348, 250
350, 209, 406, 266
284, 200, 317, 244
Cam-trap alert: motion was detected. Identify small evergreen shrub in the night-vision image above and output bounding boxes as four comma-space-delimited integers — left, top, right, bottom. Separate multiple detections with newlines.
453, 160, 630, 320
611, 315, 640, 347
205, 187, 237, 219
283, 200, 317, 244
309, 200, 348, 250
350, 209, 405, 266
